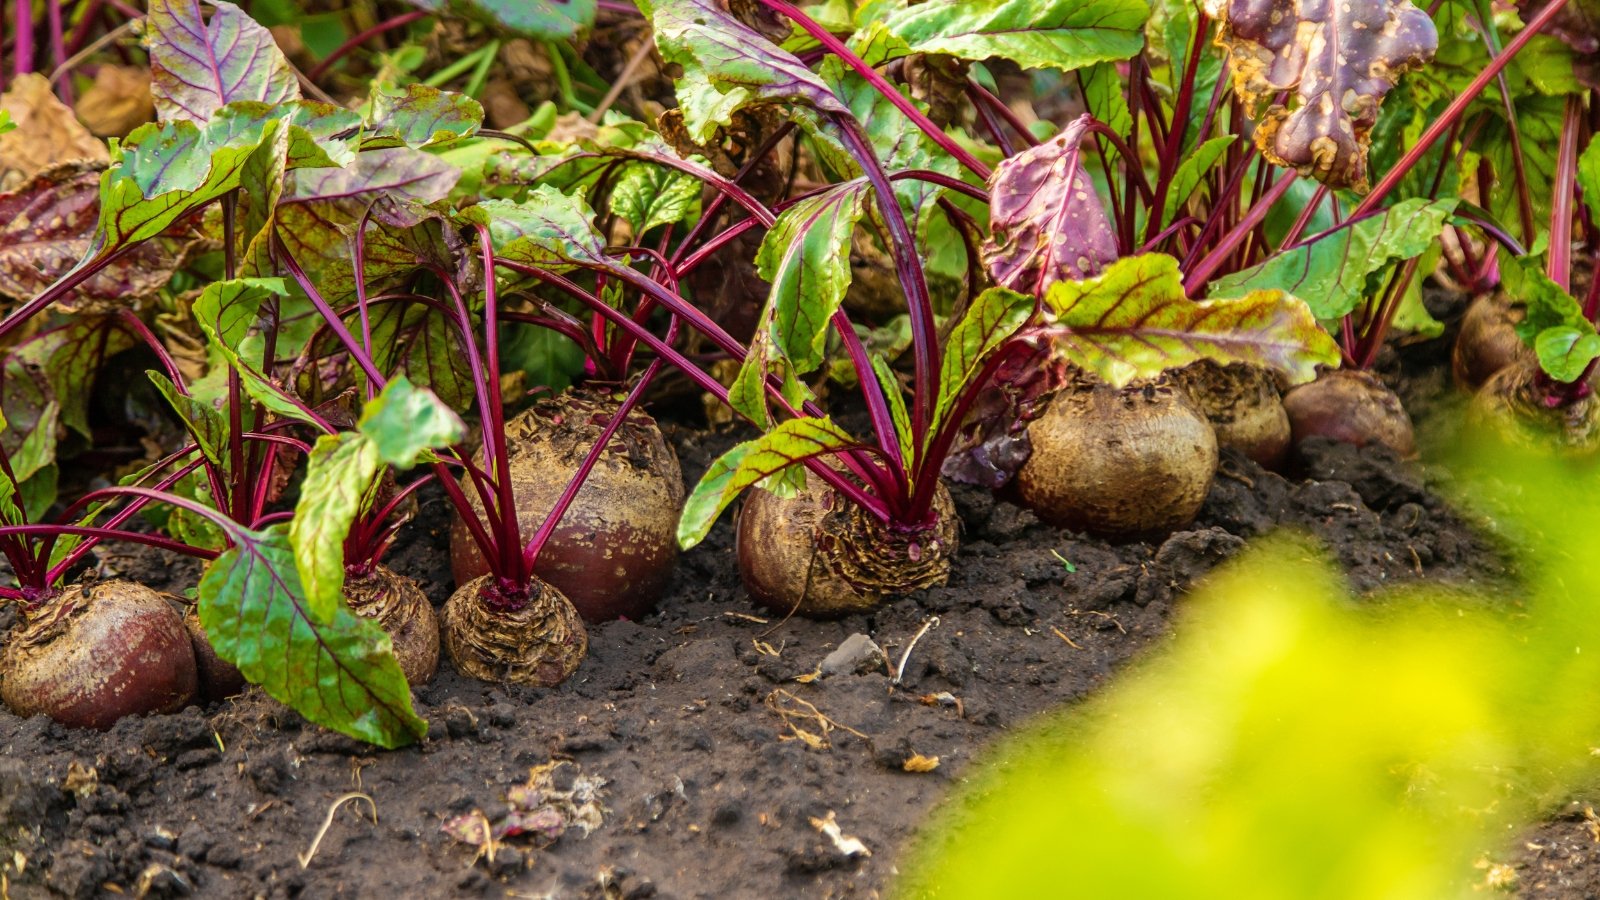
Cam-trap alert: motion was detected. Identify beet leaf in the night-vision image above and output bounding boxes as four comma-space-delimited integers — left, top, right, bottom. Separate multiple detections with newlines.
1504, 257, 1600, 383
1204, 0, 1437, 192
199, 524, 427, 748
678, 416, 857, 549
146, 0, 300, 124
880, 0, 1150, 72
1045, 253, 1339, 387
984, 116, 1118, 295
1207, 198, 1457, 320
639, 0, 847, 143
291, 377, 463, 620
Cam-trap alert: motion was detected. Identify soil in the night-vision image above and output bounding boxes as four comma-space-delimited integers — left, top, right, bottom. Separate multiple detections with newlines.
0, 288, 1536, 900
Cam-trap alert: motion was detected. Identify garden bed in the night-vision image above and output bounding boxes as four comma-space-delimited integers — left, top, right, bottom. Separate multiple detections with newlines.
0, 385, 1506, 898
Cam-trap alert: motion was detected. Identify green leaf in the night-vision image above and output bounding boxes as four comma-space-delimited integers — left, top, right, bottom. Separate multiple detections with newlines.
1049, 254, 1340, 387
147, 370, 229, 466
291, 377, 463, 620
1077, 63, 1132, 137
291, 434, 379, 621
199, 524, 426, 748
871, 353, 915, 464
639, 0, 847, 143
357, 375, 467, 464
1208, 198, 1457, 320
405, 0, 596, 39
1534, 327, 1600, 384
677, 416, 856, 549
755, 181, 871, 374
193, 278, 317, 424
1161, 136, 1234, 228
1579, 135, 1600, 226
363, 83, 484, 149
145, 0, 299, 124
933, 286, 1035, 435
611, 162, 702, 236
458, 188, 610, 271
881, 0, 1149, 72
0, 109, 13, 136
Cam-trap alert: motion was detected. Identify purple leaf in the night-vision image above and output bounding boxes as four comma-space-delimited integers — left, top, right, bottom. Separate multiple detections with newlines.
145, 0, 300, 124
0, 162, 190, 313
941, 336, 1067, 488
983, 115, 1117, 298
1204, 0, 1437, 192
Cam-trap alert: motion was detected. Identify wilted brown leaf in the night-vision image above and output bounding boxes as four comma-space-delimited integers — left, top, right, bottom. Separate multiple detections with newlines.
75, 65, 157, 137
1204, 0, 1437, 192
0, 162, 190, 312
0, 74, 108, 189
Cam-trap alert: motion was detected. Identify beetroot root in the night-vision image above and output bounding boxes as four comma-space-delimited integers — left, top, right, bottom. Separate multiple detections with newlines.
3, 581, 198, 729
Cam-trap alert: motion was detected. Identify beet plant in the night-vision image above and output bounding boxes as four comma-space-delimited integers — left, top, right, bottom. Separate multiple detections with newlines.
0, 0, 496, 744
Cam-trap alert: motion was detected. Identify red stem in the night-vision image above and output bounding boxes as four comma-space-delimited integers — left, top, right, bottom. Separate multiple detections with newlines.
307, 10, 428, 82
1183, 172, 1298, 294
1352, 0, 1573, 218
759, 0, 990, 179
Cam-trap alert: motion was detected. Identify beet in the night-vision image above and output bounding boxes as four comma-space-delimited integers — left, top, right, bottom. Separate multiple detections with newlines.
345, 565, 440, 686
736, 476, 959, 618
1173, 360, 1291, 470
1282, 369, 1416, 458
184, 607, 245, 702
1015, 373, 1217, 538
440, 575, 587, 685
1452, 292, 1529, 391
450, 391, 684, 622
1469, 360, 1600, 453
2, 581, 198, 729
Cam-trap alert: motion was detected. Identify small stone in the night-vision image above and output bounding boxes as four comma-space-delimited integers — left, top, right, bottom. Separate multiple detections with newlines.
819, 634, 885, 677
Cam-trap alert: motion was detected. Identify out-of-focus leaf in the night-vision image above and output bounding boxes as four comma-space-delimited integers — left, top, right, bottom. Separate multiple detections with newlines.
1203, 0, 1437, 192
0, 74, 108, 189
1515, 0, 1599, 87
145, 0, 299, 124
678, 416, 856, 549
291, 377, 462, 620
363, 84, 484, 149
75, 65, 156, 138
1208, 198, 1457, 321
754, 180, 871, 374
1577, 134, 1600, 224
640, 0, 847, 143
199, 524, 426, 748
881, 0, 1149, 72
611, 163, 702, 236
0, 163, 186, 312
1049, 253, 1339, 387
406, 0, 596, 39
1502, 255, 1600, 383
8, 316, 138, 439
984, 115, 1117, 297
1161, 136, 1234, 228
933, 286, 1035, 436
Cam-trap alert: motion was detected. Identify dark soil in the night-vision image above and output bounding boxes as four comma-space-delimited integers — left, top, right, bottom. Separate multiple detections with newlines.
0, 404, 1509, 899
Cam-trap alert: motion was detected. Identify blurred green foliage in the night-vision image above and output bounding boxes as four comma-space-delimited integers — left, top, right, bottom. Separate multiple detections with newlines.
899, 439, 1600, 898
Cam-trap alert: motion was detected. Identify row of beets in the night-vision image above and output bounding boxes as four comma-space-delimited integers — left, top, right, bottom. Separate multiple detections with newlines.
0, 0, 1593, 746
